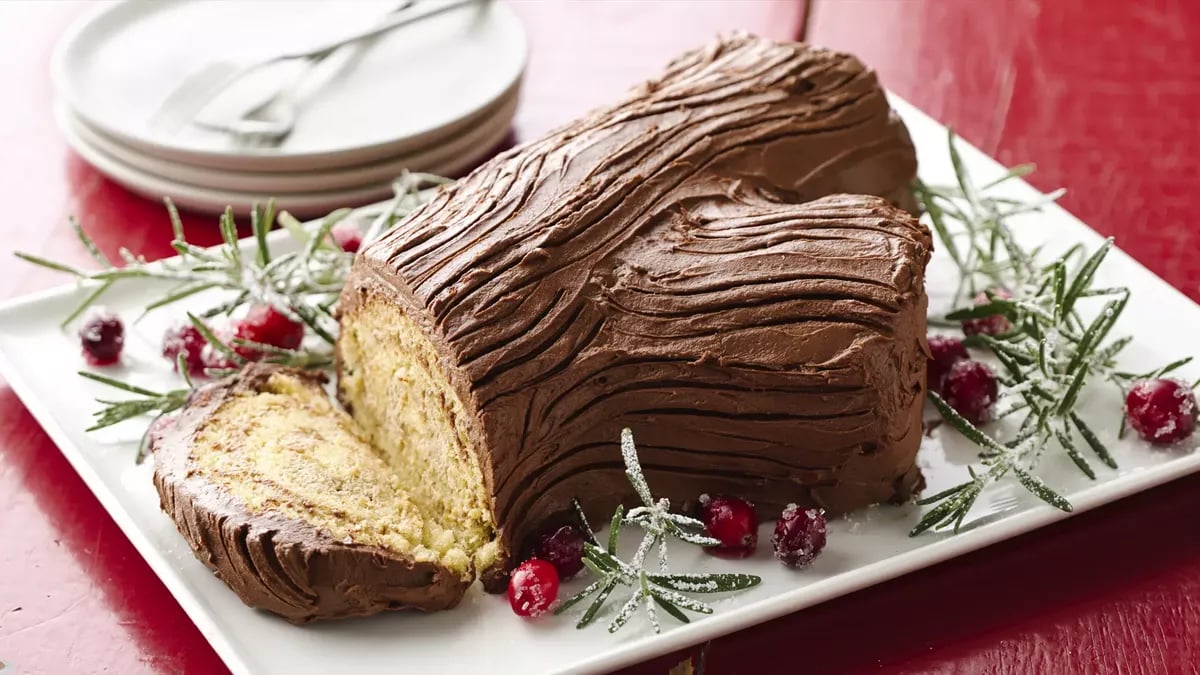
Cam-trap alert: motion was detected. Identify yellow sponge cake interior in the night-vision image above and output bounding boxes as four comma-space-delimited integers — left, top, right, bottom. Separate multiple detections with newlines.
188, 369, 486, 580
338, 299, 499, 576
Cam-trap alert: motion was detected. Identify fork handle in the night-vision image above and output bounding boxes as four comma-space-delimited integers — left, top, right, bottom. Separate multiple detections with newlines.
275, 0, 484, 61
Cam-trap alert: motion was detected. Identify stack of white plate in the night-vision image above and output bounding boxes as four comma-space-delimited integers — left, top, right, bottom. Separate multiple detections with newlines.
51, 1, 527, 217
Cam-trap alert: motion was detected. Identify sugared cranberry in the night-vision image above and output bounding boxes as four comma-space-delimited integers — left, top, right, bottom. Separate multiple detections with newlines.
1125, 378, 1198, 445
772, 504, 827, 568
962, 288, 1013, 337
331, 221, 364, 253
941, 360, 999, 424
234, 304, 305, 356
535, 525, 585, 579
79, 307, 124, 366
162, 322, 208, 375
507, 558, 559, 618
700, 494, 758, 558
926, 335, 969, 394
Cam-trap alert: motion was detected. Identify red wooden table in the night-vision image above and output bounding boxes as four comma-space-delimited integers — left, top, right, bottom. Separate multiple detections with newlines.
3, 1, 1200, 673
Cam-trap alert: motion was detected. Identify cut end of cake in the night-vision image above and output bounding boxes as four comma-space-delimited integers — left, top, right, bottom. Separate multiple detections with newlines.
150, 364, 494, 622
337, 295, 500, 580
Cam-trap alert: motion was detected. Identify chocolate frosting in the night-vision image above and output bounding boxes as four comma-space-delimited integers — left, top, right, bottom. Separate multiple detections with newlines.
344, 34, 930, 586
150, 365, 469, 623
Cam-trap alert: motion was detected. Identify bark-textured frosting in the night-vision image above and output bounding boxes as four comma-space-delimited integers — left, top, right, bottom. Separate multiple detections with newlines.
346, 35, 930, 579
151, 365, 468, 623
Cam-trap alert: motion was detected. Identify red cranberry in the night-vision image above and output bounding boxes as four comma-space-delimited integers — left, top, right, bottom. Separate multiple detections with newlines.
927, 335, 969, 394
535, 525, 585, 579
234, 304, 305, 356
79, 307, 124, 366
331, 221, 364, 253
700, 494, 758, 558
962, 288, 1012, 337
941, 360, 999, 424
507, 559, 559, 618
772, 504, 827, 568
162, 322, 208, 375
1125, 379, 1198, 445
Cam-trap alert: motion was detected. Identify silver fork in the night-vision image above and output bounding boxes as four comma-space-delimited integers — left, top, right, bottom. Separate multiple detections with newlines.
148, 0, 482, 142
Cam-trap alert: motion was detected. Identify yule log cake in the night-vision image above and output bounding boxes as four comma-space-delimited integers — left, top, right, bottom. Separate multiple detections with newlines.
153, 34, 931, 622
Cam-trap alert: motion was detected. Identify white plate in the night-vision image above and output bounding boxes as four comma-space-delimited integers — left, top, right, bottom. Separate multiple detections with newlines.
55, 99, 514, 218
58, 89, 518, 194
55, 109, 388, 218
2, 97, 1199, 675
52, 0, 527, 171
56, 89, 518, 196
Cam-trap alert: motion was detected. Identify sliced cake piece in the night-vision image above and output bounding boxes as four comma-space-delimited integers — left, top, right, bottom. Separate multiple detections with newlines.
150, 365, 487, 623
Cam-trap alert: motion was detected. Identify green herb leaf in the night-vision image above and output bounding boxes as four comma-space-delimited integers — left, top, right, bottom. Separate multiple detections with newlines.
652, 596, 691, 624
555, 578, 604, 616
1055, 428, 1095, 480
1062, 238, 1113, 316
608, 504, 624, 554
1071, 413, 1117, 469
1013, 467, 1073, 512
572, 498, 598, 545
928, 393, 1007, 455
577, 578, 619, 629
649, 573, 761, 593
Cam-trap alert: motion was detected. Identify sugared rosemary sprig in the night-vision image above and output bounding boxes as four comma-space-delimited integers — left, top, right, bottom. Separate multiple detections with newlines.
556, 429, 761, 633
78, 365, 190, 464
16, 172, 447, 336
911, 130, 1192, 535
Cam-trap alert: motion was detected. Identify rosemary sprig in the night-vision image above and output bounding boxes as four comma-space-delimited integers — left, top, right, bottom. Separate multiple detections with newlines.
16, 172, 445, 337
912, 130, 1191, 535
556, 429, 761, 633
77, 369, 190, 464
79, 371, 190, 433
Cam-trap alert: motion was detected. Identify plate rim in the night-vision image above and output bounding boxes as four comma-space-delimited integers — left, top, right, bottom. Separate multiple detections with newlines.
54, 96, 516, 217
53, 100, 513, 217
57, 88, 519, 194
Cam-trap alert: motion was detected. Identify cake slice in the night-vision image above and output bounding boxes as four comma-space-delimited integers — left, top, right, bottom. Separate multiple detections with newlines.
151, 365, 486, 623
